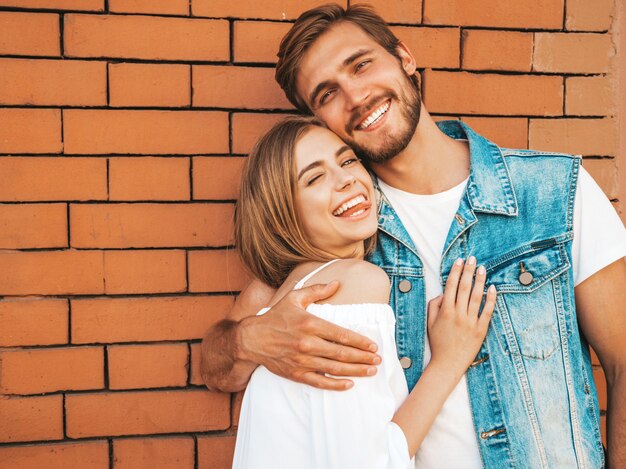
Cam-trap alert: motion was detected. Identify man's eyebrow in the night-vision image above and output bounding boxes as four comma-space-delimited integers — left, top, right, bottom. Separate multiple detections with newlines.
307, 49, 373, 107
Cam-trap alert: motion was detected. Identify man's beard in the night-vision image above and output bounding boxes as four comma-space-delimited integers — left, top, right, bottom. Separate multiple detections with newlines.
346, 75, 421, 164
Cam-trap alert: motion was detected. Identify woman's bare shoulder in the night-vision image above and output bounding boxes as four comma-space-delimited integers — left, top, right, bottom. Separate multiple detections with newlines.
303, 259, 391, 305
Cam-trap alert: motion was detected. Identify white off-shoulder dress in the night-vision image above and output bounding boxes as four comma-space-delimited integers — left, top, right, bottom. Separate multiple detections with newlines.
232, 260, 414, 469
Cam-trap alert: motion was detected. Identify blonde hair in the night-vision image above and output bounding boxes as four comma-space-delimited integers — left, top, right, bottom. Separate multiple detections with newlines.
235, 116, 376, 288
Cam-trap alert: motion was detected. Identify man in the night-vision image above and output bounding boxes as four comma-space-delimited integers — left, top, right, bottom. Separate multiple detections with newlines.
201, 4, 626, 468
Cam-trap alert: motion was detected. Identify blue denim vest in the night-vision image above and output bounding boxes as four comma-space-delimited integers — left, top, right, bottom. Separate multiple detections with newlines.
368, 121, 604, 468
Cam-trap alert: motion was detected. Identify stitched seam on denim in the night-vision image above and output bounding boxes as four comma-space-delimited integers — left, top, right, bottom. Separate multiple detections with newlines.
483, 233, 573, 272
566, 157, 580, 232
497, 294, 550, 468
552, 275, 586, 469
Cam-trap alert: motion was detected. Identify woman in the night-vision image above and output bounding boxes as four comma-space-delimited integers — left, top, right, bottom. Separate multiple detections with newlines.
232, 116, 496, 468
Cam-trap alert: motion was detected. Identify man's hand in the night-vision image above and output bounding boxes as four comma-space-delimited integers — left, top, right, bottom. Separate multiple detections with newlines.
238, 281, 381, 391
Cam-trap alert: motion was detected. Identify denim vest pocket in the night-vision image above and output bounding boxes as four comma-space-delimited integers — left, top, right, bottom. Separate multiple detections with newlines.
486, 242, 571, 360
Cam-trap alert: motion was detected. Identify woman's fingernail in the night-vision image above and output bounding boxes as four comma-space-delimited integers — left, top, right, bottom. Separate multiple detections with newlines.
488, 285, 496, 294
468, 256, 476, 265
477, 265, 486, 275
455, 258, 464, 266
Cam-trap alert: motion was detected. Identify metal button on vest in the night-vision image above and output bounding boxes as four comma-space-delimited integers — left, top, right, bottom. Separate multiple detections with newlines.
399, 357, 412, 369
518, 262, 534, 286
398, 280, 412, 293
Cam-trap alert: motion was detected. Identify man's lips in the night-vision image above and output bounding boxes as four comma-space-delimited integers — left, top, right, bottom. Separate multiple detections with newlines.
356, 100, 390, 131
347, 94, 394, 134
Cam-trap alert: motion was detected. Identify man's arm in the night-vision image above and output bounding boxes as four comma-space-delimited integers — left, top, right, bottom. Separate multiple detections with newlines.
575, 258, 626, 469
200, 278, 381, 393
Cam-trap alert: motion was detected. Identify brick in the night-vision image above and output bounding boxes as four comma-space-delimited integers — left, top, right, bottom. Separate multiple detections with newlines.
108, 343, 189, 389
188, 250, 250, 292
0, 0, 103, 10
0, 12, 60, 56
103, 250, 186, 294
352, 0, 421, 24
424, 71, 563, 116
533, 33, 614, 74
0, 441, 109, 469
231, 391, 243, 428
0, 250, 104, 296
423, 0, 564, 28
109, 157, 190, 201
65, 14, 228, 61
113, 437, 194, 469
0, 157, 107, 202
529, 118, 617, 157
0, 109, 61, 154
0, 203, 67, 249
460, 117, 528, 149
462, 30, 532, 72
0, 395, 63, 443
193, 66, 292, 109
66, 390, 230, 437
583, 158, 618, 199
392, 26, 460, 69
593, 367, 607, 410
71, 296, 233, 344
233, 21, 291, 63
0, 299, 68, 347
63, 110, 228, 155
197, 436, 236, 469
192, 0, 342, 19
110, 0, 189, 15
193, 157, 245, 200
0, 59, 106, 106
109, 63, 190, 108
566, 0, 613, 31
189, 343, 203, 385
232, 113, 290, 154
0, 347, 103, 395
71, 203, 234, 248
566, 76, 616, 116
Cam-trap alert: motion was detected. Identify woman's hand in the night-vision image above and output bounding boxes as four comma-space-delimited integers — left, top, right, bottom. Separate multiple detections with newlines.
427, 257, 496, 377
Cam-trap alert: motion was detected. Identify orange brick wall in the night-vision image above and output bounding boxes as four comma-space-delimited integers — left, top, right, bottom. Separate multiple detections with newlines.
0, 0, 621, 466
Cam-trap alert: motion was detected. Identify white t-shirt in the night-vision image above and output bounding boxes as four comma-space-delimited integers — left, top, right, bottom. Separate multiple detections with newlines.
378, 166, 626, 468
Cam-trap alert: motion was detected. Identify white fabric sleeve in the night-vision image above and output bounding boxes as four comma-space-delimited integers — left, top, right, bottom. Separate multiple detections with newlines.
572, 166, 626, 286
307, 322, 412, 469
232, 318, 413, 469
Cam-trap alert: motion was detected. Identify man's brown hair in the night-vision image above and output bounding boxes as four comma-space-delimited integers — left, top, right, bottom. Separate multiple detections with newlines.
276, 3, 418, 114
235, 116, 376, 288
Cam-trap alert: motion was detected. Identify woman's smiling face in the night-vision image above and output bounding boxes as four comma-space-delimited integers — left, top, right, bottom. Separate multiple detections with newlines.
294, 125, 378, 258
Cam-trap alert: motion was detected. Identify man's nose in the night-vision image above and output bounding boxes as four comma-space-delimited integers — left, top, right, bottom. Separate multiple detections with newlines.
343, 80, 369, 111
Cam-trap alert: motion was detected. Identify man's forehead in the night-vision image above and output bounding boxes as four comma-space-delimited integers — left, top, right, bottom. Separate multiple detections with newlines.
295, 23, 383, 100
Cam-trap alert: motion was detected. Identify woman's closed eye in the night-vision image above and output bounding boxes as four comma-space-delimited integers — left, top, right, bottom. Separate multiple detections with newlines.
306, 172, 324, 186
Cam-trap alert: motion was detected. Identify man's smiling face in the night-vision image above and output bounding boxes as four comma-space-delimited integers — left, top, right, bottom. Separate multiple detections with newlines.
295, 22, 422, 164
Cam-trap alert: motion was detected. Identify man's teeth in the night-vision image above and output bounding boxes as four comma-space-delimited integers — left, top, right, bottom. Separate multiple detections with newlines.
333, 195, 366, 216
358, 101, 390, 130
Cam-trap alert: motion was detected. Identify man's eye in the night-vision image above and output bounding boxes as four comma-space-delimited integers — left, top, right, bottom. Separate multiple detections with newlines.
355, 60, 370, 72
320, 89, 335, 105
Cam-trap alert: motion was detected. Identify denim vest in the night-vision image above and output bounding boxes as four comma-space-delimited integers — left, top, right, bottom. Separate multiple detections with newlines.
368, 121, 604, 468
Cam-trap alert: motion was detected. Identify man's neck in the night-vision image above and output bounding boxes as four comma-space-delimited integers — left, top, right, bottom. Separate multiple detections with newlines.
371, 106, 470, 195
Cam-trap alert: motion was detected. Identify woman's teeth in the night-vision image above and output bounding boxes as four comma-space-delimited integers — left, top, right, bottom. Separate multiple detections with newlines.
357, 101, 390, 130
333, 195, 366, 216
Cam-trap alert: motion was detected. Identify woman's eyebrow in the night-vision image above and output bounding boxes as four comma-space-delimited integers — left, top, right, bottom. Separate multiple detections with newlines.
297, 161, 322, 181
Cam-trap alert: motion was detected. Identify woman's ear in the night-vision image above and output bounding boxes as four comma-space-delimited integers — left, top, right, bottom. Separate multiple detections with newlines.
396, 42, 417, 76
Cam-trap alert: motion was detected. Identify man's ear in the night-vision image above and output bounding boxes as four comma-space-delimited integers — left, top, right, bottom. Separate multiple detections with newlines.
395, 42, 417, 76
